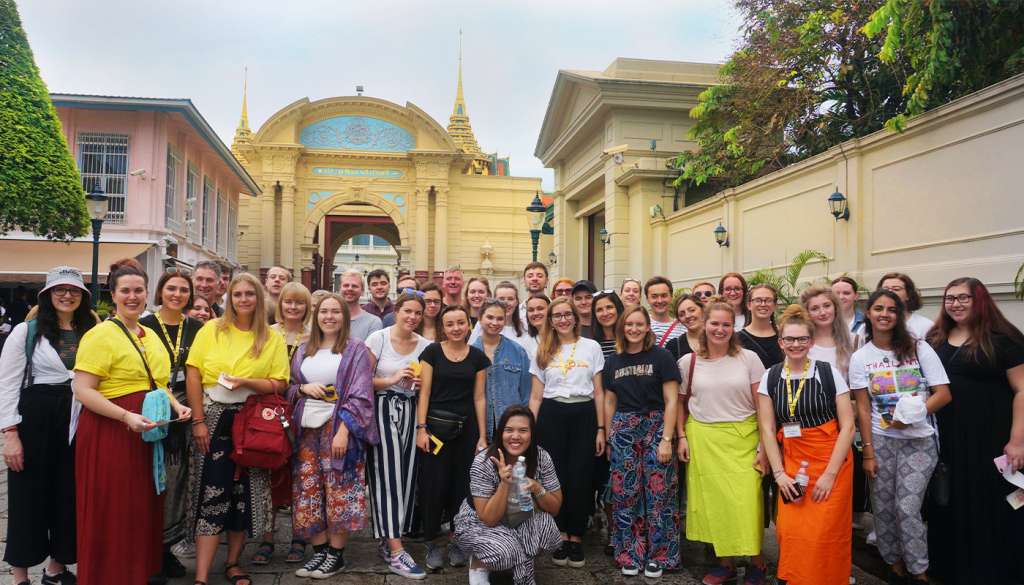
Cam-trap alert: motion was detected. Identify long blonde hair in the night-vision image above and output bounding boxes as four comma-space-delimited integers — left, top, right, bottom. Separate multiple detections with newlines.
697, 300, 744, 358
536, 298, 580, 370
219, 272, 271, 358
799, 285, 854, 374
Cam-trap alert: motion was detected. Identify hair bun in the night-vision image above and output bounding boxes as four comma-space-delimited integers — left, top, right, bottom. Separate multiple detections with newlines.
109, 257, 144, 274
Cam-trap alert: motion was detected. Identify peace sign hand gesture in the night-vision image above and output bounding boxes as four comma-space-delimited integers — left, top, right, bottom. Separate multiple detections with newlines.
489, 450, 514, 485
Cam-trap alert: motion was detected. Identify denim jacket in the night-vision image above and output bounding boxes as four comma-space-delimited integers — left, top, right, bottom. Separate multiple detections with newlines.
472, 334, 532, 441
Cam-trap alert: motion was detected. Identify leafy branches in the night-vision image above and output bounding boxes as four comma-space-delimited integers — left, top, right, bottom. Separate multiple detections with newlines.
748, 249, 831, 306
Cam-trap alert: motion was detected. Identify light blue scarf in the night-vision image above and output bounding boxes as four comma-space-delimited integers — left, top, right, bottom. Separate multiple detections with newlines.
141, 389, 170, 494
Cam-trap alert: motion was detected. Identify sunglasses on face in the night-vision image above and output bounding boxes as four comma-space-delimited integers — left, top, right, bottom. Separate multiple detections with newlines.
694, 291, 714, 298
554, 288, 572, 295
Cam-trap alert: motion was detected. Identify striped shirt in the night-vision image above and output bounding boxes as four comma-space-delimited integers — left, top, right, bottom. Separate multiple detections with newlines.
757, 361, 850, 429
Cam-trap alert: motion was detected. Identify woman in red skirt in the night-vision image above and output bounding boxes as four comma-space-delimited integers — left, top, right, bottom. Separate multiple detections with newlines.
72, 259, 191, 584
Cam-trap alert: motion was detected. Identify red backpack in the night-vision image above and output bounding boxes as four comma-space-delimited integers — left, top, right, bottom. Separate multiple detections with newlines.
230, 393, 293, 471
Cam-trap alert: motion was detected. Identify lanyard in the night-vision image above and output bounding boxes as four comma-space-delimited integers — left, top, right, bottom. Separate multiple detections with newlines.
784, 359, 811, 420
110, 317, 158, 391
155, 314, 185, 366
287, 343, 298, 361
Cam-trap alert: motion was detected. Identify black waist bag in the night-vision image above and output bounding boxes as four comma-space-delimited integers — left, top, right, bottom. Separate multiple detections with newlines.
427, 409, 468, 442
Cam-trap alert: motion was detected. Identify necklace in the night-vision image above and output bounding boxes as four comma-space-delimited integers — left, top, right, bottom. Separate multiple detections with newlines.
555, 341, 579, 376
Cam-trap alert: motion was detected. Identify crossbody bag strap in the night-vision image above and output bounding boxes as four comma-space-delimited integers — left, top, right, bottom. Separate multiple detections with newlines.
110, 319, 158, 391
658, 320, 680, 348
684, 352, 697, 411
21, 320, 39, 390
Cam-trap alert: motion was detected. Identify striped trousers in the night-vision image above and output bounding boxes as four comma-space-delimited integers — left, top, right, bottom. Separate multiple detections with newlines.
366, 391, 419, 540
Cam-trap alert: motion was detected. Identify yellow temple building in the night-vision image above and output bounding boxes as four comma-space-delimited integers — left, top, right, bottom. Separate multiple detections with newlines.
232, 55, 544, 289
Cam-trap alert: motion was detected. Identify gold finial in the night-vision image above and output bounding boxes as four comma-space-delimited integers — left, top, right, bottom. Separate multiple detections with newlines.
447, 29, 484, 166
238, 66, 249, 131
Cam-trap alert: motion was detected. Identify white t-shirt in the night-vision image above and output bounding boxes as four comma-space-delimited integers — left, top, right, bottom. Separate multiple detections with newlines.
299, 348, 342, 385
848, 340, 949, 439
365, 327, 431, 397
529, 338, 604, 400
516, 335, 539, 361
678, 349, 765, 423
906, 312, 934, 340
807, 345, 837, 369
734, 314, 747, 330
650, 318, 685, 348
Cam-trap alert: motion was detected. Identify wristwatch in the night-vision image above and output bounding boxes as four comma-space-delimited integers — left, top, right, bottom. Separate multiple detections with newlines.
536, 486, 548, 497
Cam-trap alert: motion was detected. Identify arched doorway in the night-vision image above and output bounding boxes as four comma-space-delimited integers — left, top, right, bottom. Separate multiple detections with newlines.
303, 189, 411, 291
321, 212, 402, 292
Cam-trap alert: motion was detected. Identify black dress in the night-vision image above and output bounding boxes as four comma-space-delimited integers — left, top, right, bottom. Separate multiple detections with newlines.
928, 335, 1024, 585
739, 329, 783, 369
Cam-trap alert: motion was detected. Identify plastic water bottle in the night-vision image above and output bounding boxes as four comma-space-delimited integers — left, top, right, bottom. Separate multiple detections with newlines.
793, 460, 810, 502
512, 456, 533, 512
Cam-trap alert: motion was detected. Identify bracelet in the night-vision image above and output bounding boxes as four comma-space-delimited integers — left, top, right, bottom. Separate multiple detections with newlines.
862, 442, 873, 447
596, 426, 605, 430
678, 434, 687, 440
416, 423, 428, 430
773, 470, 786, 477
862, 456, 875, 460
660, 436, 673, 443
191, 418, 206, 426
537, 486, 548, 497
1, 426, 17, 434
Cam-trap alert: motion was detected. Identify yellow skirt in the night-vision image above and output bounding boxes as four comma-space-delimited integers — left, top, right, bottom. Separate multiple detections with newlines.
685, 415, 763, 557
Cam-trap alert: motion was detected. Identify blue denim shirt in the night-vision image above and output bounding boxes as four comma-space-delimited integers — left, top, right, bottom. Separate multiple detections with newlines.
472, 335, 532, 441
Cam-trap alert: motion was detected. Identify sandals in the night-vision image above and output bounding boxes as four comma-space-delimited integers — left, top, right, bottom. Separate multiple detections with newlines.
286, 539, 307, 563
250, 541, 274, 565
224, 563, 252, 585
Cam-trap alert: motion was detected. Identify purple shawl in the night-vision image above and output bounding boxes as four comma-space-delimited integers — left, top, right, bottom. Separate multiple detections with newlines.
287, 340, 378, 472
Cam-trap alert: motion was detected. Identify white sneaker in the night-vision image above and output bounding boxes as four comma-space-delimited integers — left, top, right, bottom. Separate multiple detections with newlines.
171, 539, 195, 559
866, 529, 877, 546
468, 567, 491, 585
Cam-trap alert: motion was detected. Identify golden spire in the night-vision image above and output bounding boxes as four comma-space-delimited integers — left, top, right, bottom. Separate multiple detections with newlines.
447, 30, 483, 158
239, 66, 250, 131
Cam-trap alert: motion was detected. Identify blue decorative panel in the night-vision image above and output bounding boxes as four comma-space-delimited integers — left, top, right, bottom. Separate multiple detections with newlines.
312, 167, 404, 179
300, 116, 415, 152
306, 191, 408, 216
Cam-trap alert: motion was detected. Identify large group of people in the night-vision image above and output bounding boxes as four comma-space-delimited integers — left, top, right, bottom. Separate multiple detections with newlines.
1, 259, 1022, 585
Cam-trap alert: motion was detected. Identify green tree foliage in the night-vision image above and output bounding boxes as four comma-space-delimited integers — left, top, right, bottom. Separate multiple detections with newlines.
0, 0, 88, 240
674, 0, 905, 198
864, 0, 1024, 131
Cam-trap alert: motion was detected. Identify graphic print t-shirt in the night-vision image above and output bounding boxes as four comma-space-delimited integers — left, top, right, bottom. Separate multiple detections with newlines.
603, 348, 681, 413
848, 340, 949, 439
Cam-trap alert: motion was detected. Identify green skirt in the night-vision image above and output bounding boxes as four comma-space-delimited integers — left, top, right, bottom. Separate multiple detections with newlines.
685, 415, 763, 557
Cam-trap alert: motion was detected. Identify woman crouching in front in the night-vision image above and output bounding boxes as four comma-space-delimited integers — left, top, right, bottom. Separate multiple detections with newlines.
453, 405, 563, 585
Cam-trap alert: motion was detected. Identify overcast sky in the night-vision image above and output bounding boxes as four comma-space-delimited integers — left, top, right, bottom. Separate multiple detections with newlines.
20, 0, 740, 189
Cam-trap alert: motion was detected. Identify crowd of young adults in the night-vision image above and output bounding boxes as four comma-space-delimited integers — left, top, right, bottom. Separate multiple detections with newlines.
1, 259, 1021, 585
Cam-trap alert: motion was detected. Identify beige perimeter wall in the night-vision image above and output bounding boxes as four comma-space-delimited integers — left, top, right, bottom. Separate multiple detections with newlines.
650, 73, 1024, 326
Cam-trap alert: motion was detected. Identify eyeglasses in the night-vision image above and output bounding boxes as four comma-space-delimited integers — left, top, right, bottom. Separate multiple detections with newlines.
943, 294, 973, 305
750, 298, 774, 305
598, 289, 615, 295
52, 287, 83, 297
553, 288, 573, 295
723, 287, 744, 294
402, 288, 426, 298
424, 299, 442, 306
551, 312, 575, 322
781, 336, 812, 345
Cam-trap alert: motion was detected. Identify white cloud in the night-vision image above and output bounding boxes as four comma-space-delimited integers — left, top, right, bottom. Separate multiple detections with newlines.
19, 0, 739, 189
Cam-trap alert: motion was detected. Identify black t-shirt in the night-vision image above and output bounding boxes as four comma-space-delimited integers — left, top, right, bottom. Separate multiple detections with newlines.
739, 329, 783, 369
420, 342, 491, 417
140, 314, 201, 394
602, 347, 681, 413
668, 334, 696, 361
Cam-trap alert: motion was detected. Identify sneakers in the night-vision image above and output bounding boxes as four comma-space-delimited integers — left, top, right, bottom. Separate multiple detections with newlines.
311, 547, 345, 579
296, 545, 328, 578
448, 542, 468, 567
743, 564, 766, 585
41, 570, 77, 585
621, 564, 640, 576
378, 540, 392, 564
551, 541, 570, 566
171, 539, 196, 559
387, 549, 427, 580
468, 566, 491, 585
424, 542, 445, 571
567, 541, 585, 568
703, 566, 738, 585
644, 562, 663, 578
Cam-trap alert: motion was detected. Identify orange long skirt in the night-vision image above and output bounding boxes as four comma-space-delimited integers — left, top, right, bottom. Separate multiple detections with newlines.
775, 419, 852, 585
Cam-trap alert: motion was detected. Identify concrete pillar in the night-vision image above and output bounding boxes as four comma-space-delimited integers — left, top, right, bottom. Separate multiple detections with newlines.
433, 188, 449, 271
415, 187, 430, 273
280, 183, 295, 270
260, 182, 276, 269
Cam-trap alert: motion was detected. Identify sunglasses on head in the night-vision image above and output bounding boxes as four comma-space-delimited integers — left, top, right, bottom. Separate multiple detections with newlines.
402, 288, 426, 298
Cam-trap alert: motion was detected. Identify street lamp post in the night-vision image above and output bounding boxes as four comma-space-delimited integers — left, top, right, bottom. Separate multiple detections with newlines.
84, 182, 110, 307
526, 192, 546, 263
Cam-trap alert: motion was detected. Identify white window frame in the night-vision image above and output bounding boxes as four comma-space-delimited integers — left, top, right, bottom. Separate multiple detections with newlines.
77, 133, 129, 224
185, 162, 199, 241
202, 176, 214, 248
216, 188, 227, 255
227, 199, 238, 261
164, 145, 181, 231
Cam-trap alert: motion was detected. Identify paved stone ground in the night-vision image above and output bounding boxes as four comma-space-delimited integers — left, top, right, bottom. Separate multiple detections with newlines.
0, 458, 886, 585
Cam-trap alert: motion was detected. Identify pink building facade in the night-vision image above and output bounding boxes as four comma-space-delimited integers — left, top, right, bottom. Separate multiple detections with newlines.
0, 95, 259, 295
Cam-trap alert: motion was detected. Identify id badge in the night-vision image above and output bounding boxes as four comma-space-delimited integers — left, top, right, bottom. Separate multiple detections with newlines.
782, 422, 802, 438
173, 370, 186, 385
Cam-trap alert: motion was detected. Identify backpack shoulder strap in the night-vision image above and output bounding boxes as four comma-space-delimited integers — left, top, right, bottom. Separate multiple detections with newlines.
814, 360, 837, 399
22, 320, 39, 388
766, 362, 784, 401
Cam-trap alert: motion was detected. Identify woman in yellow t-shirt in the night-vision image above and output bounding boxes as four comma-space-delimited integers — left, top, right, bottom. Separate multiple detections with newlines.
186, 273, 289, 585
72, 259, 190, 585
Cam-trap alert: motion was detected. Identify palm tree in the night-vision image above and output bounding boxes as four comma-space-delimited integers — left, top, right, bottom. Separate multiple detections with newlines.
747, 249, 830, 306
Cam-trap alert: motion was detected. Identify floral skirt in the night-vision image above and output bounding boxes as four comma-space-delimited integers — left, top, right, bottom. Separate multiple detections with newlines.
291, 425, 367, 539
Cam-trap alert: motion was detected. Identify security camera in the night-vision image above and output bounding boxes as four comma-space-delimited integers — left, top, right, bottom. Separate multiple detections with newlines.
603, 144, 629, 156
129, 169, 147, 177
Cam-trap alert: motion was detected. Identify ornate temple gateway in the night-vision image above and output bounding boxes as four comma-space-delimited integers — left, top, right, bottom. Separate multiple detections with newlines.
231, 57, 543, 289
